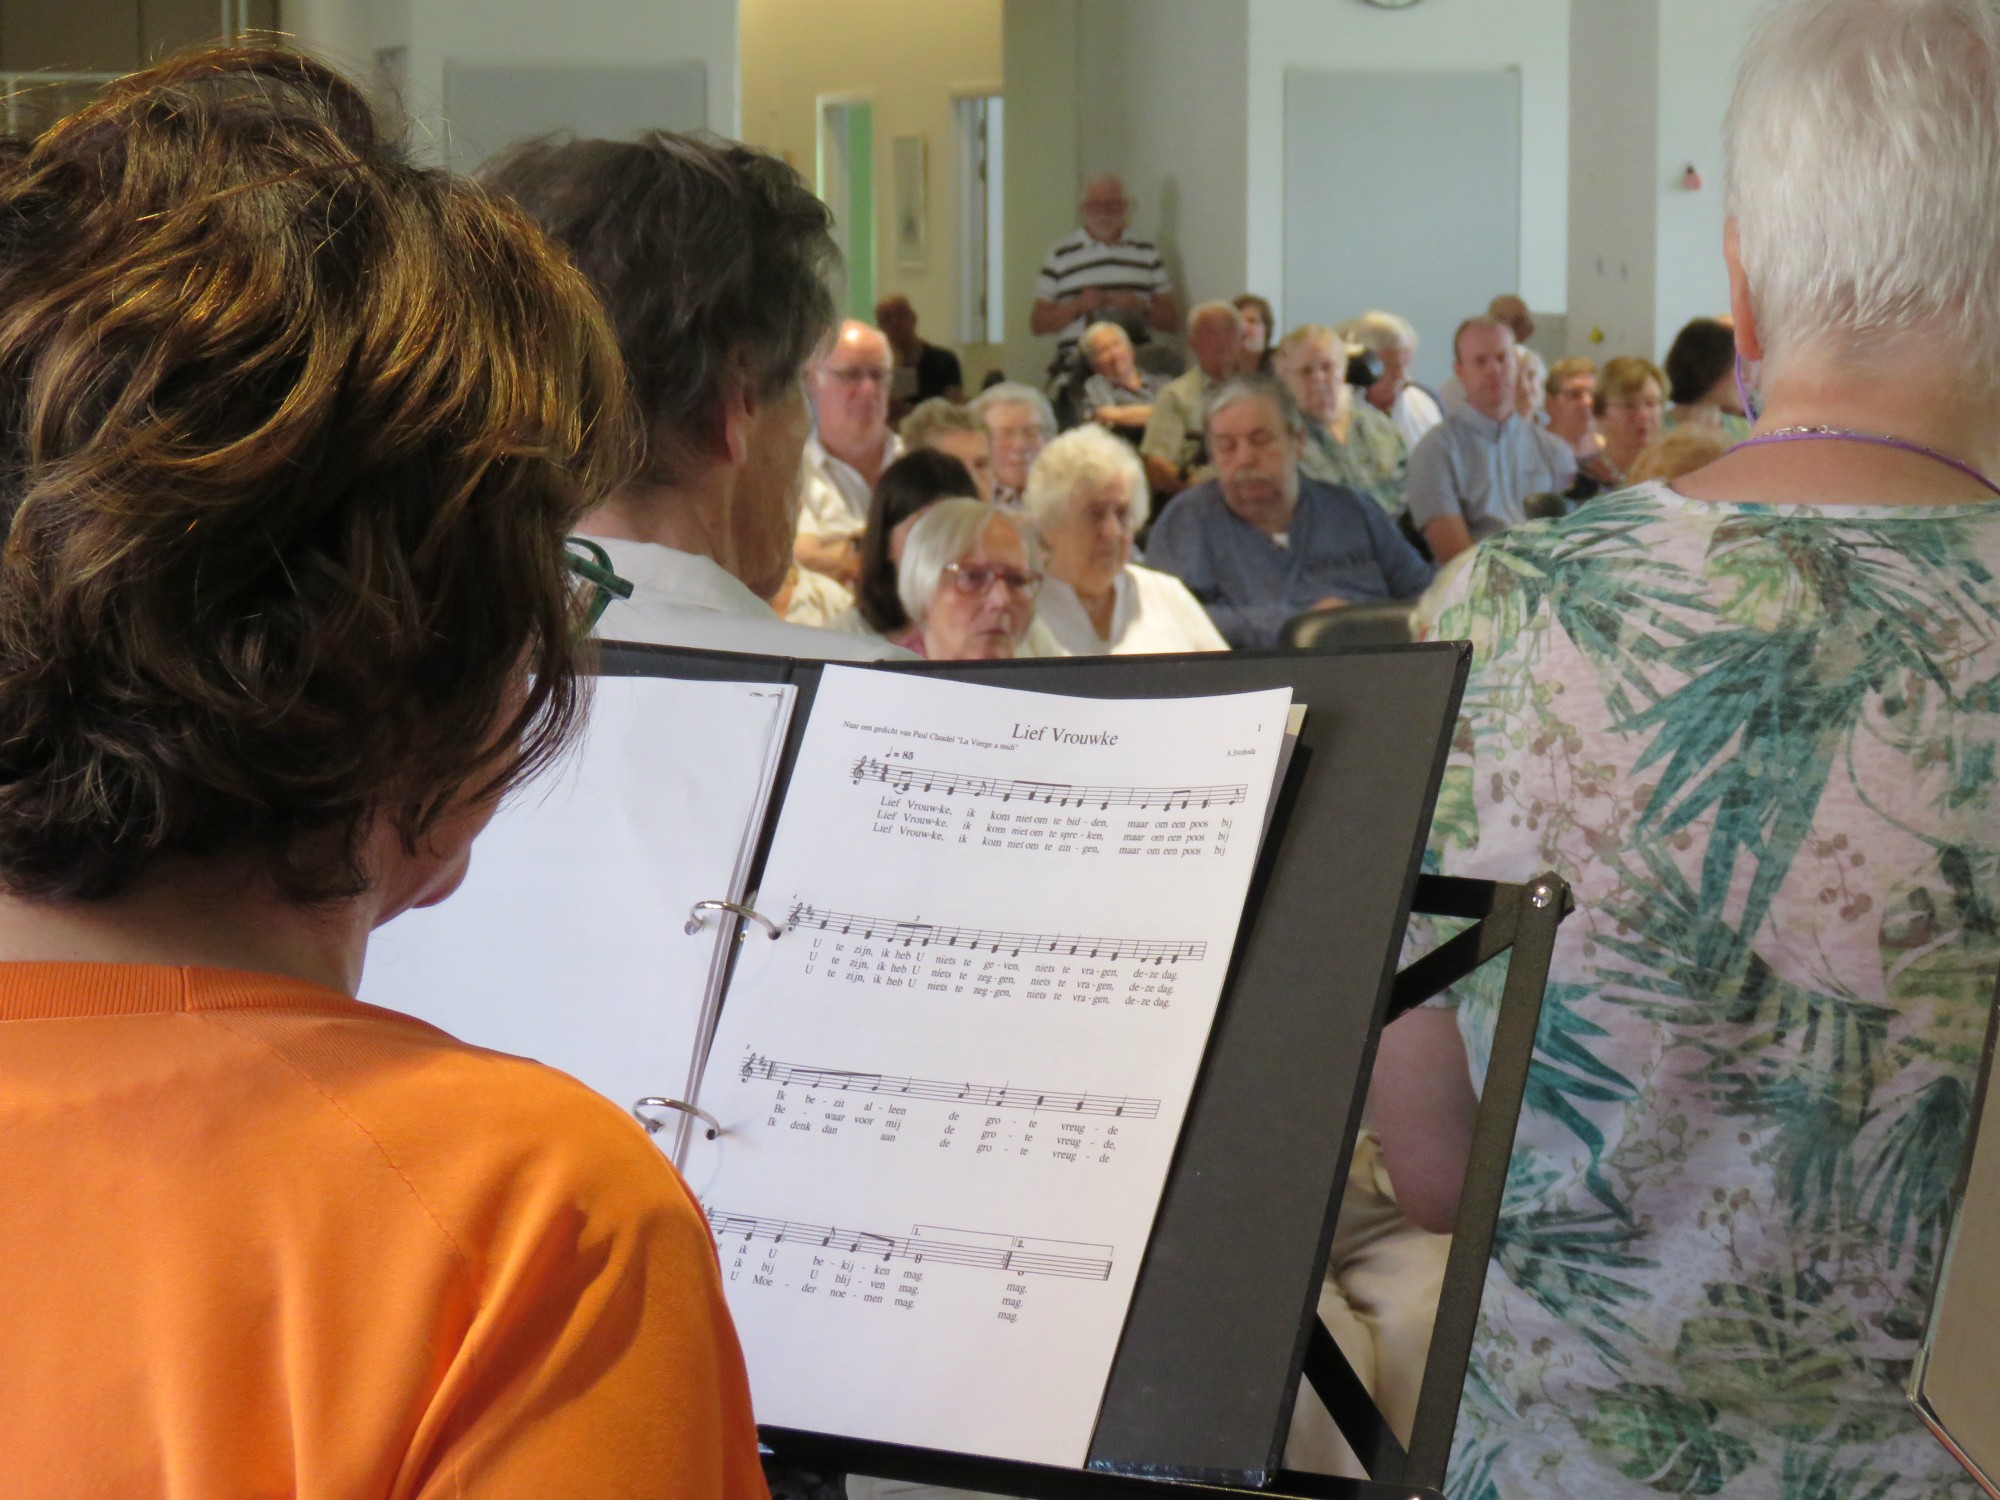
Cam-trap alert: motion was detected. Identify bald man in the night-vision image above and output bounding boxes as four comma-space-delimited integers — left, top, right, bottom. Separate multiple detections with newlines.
1030, 173, 1178, 351
796, 318, 902, 584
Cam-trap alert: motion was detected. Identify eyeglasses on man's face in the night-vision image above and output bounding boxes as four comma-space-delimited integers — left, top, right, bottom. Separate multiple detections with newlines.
563, 536, 635, 633
943, 561, 1043, 601
825, 365, 893, 389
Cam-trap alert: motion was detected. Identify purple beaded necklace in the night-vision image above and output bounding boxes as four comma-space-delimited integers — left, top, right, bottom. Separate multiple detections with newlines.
1730, 352, 2000, 498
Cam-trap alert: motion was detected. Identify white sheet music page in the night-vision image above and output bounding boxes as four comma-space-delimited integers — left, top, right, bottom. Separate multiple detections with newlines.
361, 675, 795, 1127
687, 666, 1293, 1466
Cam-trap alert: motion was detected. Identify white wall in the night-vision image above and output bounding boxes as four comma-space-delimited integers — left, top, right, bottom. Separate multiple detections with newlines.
1567, 0, 1658, 361
1076, 0, 1249, 315
1245, 0, 1569, 333
740, 0, 1004, 374
1653, 0, 1757, 356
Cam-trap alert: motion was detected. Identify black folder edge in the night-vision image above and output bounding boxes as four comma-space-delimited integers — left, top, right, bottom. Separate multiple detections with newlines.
596, 639, 1472, 1496
1909, 964, 2000, 1498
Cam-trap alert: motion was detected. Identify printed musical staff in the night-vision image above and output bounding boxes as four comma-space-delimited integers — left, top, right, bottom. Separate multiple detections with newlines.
738, 1053, 1162, 1119
708, 1209, 1114, 1281
852, 755, 1247, 812
786, 902, 1207, 965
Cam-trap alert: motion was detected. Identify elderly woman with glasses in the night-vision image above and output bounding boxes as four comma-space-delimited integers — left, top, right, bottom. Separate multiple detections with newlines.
894, 499, 1043, 660
1023, 427, 1226, 656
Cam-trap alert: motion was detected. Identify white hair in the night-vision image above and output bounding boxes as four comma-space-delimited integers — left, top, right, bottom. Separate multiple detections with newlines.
1188, 301, 1242, 335
1729, 0, 2000, 393
1338, 310, 1418, 354
971, 382, 1057, 435
1079, 320, 1132, 360
1021, 426, 1152, 532
896, 500, 1041, 623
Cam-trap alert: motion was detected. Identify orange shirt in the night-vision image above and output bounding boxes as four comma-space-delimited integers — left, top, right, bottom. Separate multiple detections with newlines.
0, 963, 770, 1500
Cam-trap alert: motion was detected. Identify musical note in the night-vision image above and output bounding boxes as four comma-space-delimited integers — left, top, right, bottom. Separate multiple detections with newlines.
707, 1209, 1114, 1281
738, 1053, 1162, 1120
785, 902, 1206, 965
851, 755, 1247, 812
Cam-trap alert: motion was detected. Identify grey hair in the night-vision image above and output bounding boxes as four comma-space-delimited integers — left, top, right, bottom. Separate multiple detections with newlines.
1338, 310, 1418, 354
971, 381, 1057, 435
899, 397, 983, 450
1022, 425, 1152, 532
1729, 0, 2000, 395
896, 500, 1042, 623
1079, 320, 1132, 360
1205, 372, 1308, 439
1188, 300, 1243, 335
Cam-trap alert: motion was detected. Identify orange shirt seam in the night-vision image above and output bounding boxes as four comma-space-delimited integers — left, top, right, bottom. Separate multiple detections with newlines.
192, 1006, 476, 1280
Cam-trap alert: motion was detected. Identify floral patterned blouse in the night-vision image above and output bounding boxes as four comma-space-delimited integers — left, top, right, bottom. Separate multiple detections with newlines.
1417, 482, 1997, 1499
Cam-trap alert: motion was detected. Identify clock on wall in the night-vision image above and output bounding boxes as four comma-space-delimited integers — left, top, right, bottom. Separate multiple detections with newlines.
1359, 0, 1426, 9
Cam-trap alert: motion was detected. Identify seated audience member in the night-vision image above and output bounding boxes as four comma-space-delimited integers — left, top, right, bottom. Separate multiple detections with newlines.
1147, 375, 1434, 648
1374, 2, 2000, 1493
794, 319, 902, 586
1078, 320, 1165, 437
972, 381, 1057, 507
1591, 355, 1669, 489
831, 449, 982, 639
1488, 293, 1548, 420
876, 292, 962, 419
1405, 317, 1576, 564
895, 500, 1043, 660
1274, 324, 1408, 516
1663, 314, 1754, 440
0, 49, 763, 1496
1142, 301, 1248, 501
772, 562, 853, 630
1627, 424, 1729, 485
1342, 310, 1444, 448
1234, 292, 1276, 373
486, 137, 906, 660
1543, 356, 1605, 464
1023, 427, 1227, 655
900, 398, 994, 501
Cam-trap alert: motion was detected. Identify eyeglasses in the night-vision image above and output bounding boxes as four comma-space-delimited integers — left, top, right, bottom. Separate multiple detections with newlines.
824, 366, 893, 388
943, 561, 1043, 600
564, 536, 635, 633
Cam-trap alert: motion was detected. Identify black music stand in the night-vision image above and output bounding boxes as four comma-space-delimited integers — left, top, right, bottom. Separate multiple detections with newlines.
596, 641, 1570, 1500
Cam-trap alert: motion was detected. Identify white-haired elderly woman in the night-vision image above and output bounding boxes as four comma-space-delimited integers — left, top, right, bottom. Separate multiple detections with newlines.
1374, 2, 2000, 1495
1076, 320, 1164, 437
894, 498, 1043, 660
1273, 324, 1407, 516
1023, 427, 1226, 656
970, 381, 1057, 508
1340, 310, 1441, 449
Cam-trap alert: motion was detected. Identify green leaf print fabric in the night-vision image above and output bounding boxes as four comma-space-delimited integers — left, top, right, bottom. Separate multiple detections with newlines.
1419, 482, 1997, 1498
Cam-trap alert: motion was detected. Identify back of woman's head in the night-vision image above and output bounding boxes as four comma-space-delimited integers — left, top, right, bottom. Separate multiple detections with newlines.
0, 48, 630, 902
1663, 318, 1737, 405
856, 449, 977, 633
1729, 0, 2000, 394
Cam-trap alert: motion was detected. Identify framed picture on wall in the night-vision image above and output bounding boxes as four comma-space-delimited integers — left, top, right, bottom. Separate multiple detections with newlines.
892, 134, 927, 269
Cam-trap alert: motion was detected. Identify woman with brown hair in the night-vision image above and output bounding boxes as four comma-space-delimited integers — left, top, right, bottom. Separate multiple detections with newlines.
0, 49, 765, 1498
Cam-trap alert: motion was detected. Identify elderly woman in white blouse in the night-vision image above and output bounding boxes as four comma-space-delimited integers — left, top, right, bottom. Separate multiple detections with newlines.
1022, 426, 1228, 655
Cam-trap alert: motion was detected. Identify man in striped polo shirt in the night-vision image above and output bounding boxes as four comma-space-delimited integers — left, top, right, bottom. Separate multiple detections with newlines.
1030, 174, 1178, 352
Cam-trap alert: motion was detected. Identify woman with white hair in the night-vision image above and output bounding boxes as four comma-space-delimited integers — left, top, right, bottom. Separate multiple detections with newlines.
1340, 309, 1442, 448
1374, 3, 2000, 1495
1273, 324, 1408, 516
1023, 427, 1226, 655
970, 381, 1057, 508
894, 499, 1042, 660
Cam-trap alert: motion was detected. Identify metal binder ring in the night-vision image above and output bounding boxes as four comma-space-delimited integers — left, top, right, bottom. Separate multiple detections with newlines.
684, 900, 782, 940
632, 1096, 724, 1141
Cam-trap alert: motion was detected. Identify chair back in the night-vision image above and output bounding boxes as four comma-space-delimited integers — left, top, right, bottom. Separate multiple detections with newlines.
1279, 599, 1416, 651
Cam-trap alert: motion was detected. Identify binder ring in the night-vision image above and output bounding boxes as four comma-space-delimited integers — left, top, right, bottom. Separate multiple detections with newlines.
684, 900, 782, 940
633, 1096, 723, 1141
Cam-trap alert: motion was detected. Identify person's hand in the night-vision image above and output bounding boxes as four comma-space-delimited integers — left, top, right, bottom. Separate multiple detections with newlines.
1311, 595, 1351, 611
1073, 287, 1109, 315
1105, 289, 1147, 312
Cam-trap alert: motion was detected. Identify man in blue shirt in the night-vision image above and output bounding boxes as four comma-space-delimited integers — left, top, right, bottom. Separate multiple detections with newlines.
1146, 374, 1434, 648
1406, 316, 1576, 564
